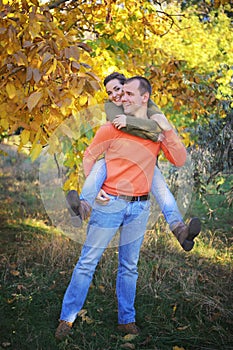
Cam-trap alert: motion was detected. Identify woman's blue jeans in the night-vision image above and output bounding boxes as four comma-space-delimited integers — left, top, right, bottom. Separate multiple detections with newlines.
60, 195, 150, 324
80, 158, 183, 230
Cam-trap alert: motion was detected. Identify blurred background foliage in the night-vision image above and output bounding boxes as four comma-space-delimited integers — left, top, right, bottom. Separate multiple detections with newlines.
0, 0, 232, 201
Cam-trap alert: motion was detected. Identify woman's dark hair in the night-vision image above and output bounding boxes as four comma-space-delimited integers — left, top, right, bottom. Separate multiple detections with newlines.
103, 72, 126, 86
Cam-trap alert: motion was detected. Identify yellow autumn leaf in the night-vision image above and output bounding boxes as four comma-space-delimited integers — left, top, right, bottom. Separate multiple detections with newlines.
60, 124, 74, 139
115, 31, 125, 41
6, 83, 16, 99
88, 96, 98, 106
160, 95, 168, 106
20, 129, 30, 145
27, 91, 43, 112
123, 334, 137, 341
1, 118, 9, 129
46, 58, 57, 75
79, 95, 88, 106
48, 134, 60, 154
173, 346, 185, 350
84, 316, 94, 324
10, 270, 20, 276
30, 143, 43, 162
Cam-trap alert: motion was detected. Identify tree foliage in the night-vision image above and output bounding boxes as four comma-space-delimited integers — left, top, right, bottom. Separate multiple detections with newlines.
0, 0, 232, 193
0, 0, 100, 160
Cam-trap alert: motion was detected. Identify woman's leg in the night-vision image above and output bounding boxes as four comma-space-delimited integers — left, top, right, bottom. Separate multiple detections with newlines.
80, 158, 107, 206
151, 166, 183, 231
151, 166, 201, 250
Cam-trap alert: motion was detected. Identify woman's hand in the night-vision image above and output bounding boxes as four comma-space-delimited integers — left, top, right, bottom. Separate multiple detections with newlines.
112, 114, 127, 129
150, 113, 172, 131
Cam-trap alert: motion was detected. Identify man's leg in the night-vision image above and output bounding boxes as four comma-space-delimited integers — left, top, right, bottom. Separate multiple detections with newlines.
56, 198, 126, 340
116, 199, 150, 333
151, 166, 201, 251
55, 242, 106, 340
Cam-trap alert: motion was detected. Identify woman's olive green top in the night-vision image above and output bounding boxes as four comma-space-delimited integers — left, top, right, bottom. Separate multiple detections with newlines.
104, 99, 163, 142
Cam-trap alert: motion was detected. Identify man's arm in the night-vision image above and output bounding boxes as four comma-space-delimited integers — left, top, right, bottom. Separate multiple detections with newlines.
83, 123, 113, 177
105, 101, 162, 141
160, 129, 187, 167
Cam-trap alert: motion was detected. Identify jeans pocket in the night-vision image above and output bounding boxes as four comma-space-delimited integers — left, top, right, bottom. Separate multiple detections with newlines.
138, 200, 151, 211
93, 195, 117, 209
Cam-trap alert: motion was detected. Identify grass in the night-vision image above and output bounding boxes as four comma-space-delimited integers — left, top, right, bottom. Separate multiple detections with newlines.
0, 144, 232, 350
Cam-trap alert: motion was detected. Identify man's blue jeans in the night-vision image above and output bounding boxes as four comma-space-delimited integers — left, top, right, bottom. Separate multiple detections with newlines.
60, 195, 150, 324
80, 158, 183, 230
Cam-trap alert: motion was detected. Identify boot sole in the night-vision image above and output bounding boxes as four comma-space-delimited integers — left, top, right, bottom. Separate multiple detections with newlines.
66, 190, 82, 227
182, 218, 201, 252
66, 190, 81, 216
187, 217, 201, 241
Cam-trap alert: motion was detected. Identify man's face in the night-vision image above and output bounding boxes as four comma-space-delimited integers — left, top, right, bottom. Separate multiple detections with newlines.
121, 80, 146, 115
105, 78, 124, 106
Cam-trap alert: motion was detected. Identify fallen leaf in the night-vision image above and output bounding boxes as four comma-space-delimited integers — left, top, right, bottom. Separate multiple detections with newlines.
123, 334, 138, 341
78, 309, 87, 317
173, 346, 185, 350
98, 285, 105, 293
7, 297, 16, 304
78, 309, 94, 324
84, 316, 94, 324
17, 284, 26, 291
10, 270, 20, 276
121, 343, 135, 349
177, 325, 189, 331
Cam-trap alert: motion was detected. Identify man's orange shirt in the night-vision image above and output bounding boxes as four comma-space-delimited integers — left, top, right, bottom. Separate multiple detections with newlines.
83, 122, 186, 197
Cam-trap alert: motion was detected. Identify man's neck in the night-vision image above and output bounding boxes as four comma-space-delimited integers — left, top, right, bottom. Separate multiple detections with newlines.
134, 106, 148, 119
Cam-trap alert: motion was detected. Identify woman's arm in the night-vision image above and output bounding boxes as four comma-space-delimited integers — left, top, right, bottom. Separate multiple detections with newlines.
105, 100, 161, 141
147, 99, 164, 118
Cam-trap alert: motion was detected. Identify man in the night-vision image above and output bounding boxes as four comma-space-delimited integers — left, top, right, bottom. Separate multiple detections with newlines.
55, 76, 187, 340
68, 72, 201, 251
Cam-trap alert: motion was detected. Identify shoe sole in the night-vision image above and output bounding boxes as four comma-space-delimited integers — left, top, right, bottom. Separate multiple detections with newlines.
182, 217, 201, 252
66, 190, 81, 216
66, 190, 82, 227
187, 217, 201, 241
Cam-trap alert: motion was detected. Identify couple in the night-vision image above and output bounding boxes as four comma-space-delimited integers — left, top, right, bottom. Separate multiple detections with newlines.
55, 74, 201, 340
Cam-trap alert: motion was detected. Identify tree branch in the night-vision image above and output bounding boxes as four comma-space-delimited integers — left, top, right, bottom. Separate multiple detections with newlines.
48, 0, 69, 9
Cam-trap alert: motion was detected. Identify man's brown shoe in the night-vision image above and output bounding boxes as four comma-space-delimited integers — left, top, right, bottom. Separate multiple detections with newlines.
55, 320, 73, 341
117, 322, 140, 335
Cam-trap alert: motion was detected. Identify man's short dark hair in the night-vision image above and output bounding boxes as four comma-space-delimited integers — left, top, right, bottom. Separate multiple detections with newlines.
125, 76, 152, 96
103, 72, 126, 86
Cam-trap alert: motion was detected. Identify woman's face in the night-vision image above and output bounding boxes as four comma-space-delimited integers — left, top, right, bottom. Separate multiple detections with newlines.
105, 78, 124, 106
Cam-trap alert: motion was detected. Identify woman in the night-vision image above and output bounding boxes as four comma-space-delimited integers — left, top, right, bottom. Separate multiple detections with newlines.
67, 72, 201, 252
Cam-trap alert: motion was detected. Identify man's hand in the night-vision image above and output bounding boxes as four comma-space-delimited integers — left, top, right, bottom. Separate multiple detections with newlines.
150, 113, 172, 131
96, 189, 110, 204
112, 114, 127, 129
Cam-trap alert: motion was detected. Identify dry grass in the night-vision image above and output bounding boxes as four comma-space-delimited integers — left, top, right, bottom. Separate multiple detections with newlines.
0, 144, 232, 350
